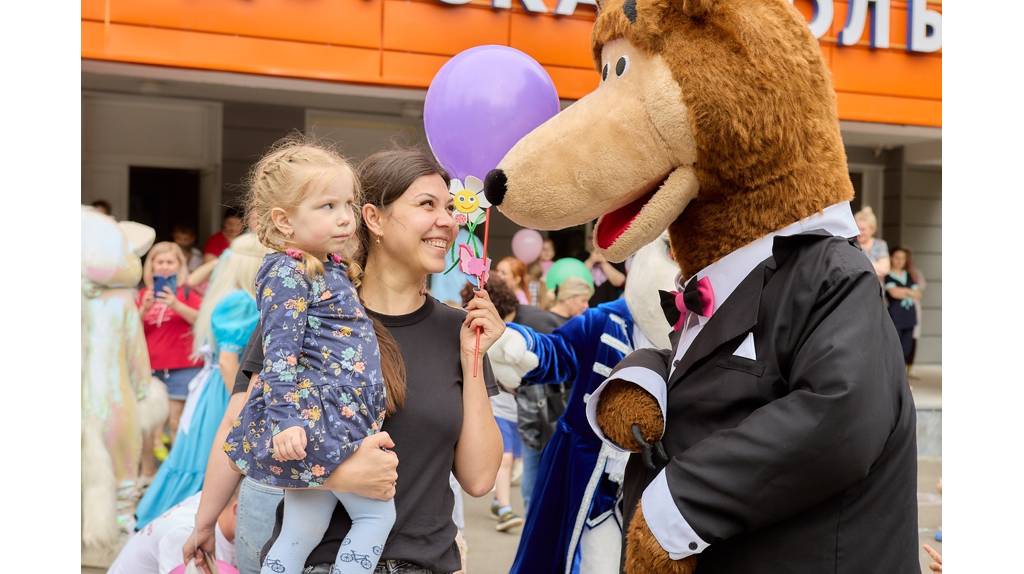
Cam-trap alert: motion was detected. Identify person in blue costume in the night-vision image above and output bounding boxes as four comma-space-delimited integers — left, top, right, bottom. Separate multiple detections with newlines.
488, 235, 678, 574
135, 233, 268, 529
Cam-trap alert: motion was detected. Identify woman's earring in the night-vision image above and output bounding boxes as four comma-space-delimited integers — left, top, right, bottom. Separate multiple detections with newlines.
375, 234, 382, 245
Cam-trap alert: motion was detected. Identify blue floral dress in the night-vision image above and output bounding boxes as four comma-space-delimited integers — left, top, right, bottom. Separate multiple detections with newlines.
225, 252, 386, 488
135, 289, 259, 529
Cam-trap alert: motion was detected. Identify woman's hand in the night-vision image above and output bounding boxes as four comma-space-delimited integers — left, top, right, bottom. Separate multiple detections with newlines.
156, 286, 179, 308
272, 426, 307, 461
140, 289, 155, 312
923, 544, 942, 572
182, 525, 217, 574
461, 288, 506, 357
323, 432, 398, 500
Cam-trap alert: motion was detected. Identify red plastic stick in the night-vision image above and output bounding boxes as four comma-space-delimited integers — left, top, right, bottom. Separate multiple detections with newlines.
473, 208, 492, 378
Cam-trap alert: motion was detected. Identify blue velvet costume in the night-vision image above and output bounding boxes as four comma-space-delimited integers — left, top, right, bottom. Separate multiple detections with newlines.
507, 298, 635, 574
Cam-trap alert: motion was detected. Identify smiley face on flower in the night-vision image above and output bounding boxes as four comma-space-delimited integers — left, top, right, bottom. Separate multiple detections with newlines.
449, 176, 490, 226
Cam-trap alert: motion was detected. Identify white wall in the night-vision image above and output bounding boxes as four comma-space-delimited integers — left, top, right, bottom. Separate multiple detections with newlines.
82, 92, 223, 238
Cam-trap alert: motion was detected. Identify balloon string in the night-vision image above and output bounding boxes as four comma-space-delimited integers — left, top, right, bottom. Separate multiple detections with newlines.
473, 208, 492, 378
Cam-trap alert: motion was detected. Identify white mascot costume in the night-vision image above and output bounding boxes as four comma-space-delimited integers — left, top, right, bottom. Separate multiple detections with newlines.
81, 207, 168, 566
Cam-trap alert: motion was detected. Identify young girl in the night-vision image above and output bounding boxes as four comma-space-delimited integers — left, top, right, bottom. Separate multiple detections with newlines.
225, 140, 406, 574
137, 242, 204, 455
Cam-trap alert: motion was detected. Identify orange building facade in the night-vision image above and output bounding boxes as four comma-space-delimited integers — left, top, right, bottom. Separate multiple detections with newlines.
82, 0, 940, 127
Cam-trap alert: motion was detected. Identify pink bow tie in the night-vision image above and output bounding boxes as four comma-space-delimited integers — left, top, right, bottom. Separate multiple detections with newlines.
659, 276, 716, 332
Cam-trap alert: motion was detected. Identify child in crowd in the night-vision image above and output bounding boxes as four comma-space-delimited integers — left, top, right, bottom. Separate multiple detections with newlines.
108, 488, 238, 574
138, 242, 204, 459
225, 140, 406, 574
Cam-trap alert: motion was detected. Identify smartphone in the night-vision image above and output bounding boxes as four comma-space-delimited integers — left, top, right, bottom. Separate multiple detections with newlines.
153, 275, 178, 299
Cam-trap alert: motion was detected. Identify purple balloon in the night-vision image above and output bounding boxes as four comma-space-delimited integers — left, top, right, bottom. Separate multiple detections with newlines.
424, 45, 560, 182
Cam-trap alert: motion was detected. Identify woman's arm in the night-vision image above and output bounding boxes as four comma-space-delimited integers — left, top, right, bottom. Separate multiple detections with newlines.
183, 375, 254, 573
188, 258, 219, 287
218, 351, 240, 395
873, 256, 890, 278
600, 259, 626, 288
453, 353, 503, 496
171, 295, 200, 324
453, 290, 505, 496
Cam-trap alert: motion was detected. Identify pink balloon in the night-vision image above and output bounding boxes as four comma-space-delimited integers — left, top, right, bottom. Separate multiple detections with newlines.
511, 229, 544, 264
169, 560, 239, 574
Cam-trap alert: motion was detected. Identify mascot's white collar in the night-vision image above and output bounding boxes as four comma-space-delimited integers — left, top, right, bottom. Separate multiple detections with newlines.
677, 201, 859, 321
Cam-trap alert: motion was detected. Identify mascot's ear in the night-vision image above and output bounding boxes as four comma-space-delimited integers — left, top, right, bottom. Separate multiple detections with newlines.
681, 0, 714, 18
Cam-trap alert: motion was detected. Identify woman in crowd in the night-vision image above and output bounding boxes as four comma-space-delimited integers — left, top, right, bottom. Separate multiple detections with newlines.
184, 145, 504, 574
885, 246, 922, 373
135, 233, 268, 529
496, 256, 531, 305
855, 206, 890, 279
137, 242, 204, 464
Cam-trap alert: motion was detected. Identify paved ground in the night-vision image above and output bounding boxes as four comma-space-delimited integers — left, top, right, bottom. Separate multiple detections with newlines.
86, 369, 942, 574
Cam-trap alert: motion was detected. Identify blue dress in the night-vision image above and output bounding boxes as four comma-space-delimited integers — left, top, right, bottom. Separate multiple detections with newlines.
135, 290, 259, 529
225, 252, 385, 489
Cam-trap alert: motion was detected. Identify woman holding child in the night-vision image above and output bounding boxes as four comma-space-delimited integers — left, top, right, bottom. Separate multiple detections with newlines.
185, 140, 504, 574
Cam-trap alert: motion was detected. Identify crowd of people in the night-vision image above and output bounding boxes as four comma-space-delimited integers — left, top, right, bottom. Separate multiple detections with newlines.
87, 137, 933, 574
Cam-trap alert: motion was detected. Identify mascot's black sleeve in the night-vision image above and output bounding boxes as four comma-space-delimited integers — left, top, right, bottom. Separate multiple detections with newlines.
664, 264, 899, 542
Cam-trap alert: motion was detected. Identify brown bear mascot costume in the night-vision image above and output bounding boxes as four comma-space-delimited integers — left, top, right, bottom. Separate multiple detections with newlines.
482, 0, 920, 572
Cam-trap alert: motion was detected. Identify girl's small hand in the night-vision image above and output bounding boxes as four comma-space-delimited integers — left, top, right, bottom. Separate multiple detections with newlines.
461, 288, 506, 357
272, 426, 308, 461
156, 286, 178, 308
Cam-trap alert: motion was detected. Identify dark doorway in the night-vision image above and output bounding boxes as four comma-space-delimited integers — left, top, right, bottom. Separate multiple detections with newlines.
129, 167, 201, 243
849, 171, 864, 213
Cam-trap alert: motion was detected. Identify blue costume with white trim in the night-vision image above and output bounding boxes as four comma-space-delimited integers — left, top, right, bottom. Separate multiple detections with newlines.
507, 298, 634, 574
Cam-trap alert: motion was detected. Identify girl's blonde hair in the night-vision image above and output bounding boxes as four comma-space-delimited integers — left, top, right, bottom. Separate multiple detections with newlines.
245, 134, 361, 278
245, 135, 407, 413
191, 233, 270, 358
142, 242, 189, 289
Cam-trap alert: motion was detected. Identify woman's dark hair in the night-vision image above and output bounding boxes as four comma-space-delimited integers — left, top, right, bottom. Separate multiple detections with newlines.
353, 148, 450, 271
462, 277, 519, 320
347, 148, 449, 415
888, 245, 915, 275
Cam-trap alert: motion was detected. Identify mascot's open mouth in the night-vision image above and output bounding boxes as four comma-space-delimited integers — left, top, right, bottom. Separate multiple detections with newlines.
592, 166, 699, 261
596, 189, 656, 249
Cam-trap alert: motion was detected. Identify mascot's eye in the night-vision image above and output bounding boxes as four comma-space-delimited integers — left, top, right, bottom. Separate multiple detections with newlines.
615, 56, 629, 77
602, 63, 609, 82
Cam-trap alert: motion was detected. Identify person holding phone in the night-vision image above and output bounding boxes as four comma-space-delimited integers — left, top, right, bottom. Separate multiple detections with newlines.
138, 242, 204, 459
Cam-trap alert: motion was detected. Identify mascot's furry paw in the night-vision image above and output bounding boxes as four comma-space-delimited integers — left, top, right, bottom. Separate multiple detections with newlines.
487, 328, 539, 391
626, 506, 698, 574
595, 380, 664, 452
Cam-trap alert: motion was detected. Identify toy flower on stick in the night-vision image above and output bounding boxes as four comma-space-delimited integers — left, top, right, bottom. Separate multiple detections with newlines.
424, 45, 560, 375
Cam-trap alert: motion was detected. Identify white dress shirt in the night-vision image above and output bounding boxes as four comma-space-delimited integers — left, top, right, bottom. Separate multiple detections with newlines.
584, 201, 859, 560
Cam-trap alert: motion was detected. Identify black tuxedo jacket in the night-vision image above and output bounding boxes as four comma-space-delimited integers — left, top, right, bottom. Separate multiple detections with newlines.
613, 232, 919, 573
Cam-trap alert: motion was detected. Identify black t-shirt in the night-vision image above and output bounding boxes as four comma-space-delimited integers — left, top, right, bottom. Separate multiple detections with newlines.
238, 296, 498, 573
